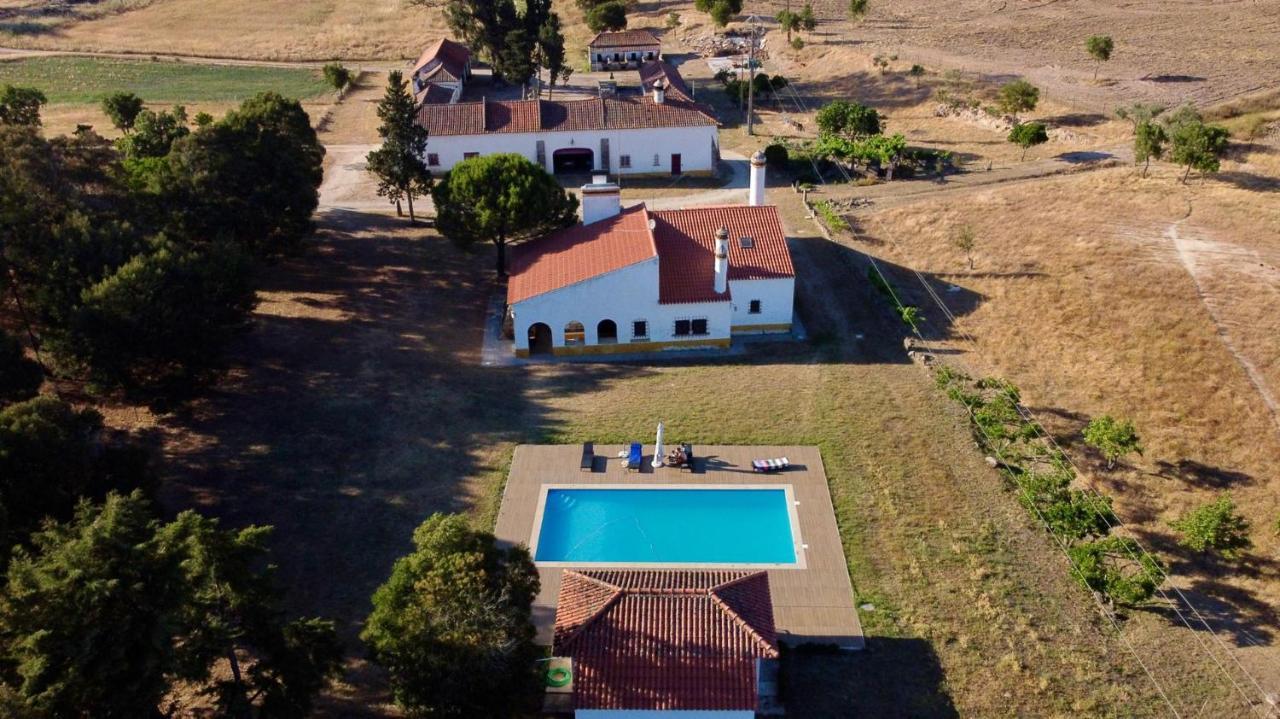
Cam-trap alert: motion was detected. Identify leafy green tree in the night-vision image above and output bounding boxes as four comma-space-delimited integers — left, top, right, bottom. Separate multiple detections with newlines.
1008, 121, 1049, 160
1134, 119, 1167, 177
848, 0, 869, 20
117, 105, 190, 159
909, 64, 925, 87
0, 86, 46, 126
1170, 495, 1251, 559
0, 491, 342, 718
776, 9, 800, 41
1069, 536, 1163, 606
366, 71, 432, 223
495, 28, 537, 86
586, 1, 627, 32
666, 10, 681, 28
100, 92, 145, 135
815, 99, 882, 139
709, 0, 736, 27
1085, 35, 1114, 81
159, 93, 325, 255
322, 62, 354, 97
1114, 102, 1164, 130
1082, 414, 1142, 470
1164, 105, 1229, 183
0, 328, 41, 403
799, 3, 817, 31
997, 79, 1039, 118
64, 238, 257, 390
363, 514, 541, 718
536, 13, 572, 99
1016, 467, 1115, 540
432, 153, 578, 276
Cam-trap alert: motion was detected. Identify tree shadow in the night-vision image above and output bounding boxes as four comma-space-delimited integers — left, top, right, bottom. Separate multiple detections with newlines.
781, 638, 958, 717
1151, 459, 1255, 490
1213, 171, 1280, 193
1041, 112, 1109, 128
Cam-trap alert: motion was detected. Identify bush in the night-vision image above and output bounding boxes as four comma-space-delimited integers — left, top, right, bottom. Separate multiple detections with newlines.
1016, 468, 1115, 540
586, 1, 627, 32
1069, 536, 1163, 606
1170, 495, 1251, 559
813, 199, 849, 233
790, 37, 805, 50
763, 143, 789, 166
0, 328, 42, 403
666, 10, 680, 28
1082, 415, 1142, 470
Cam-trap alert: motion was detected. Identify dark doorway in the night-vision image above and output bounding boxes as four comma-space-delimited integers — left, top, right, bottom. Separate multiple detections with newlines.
528, 323, 552, 355
553, 148, 594, 174
597, 319, 618, 343
671, 153, 682, 175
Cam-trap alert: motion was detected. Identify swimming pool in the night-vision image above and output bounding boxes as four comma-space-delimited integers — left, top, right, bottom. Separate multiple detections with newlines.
531, 485, 802, 566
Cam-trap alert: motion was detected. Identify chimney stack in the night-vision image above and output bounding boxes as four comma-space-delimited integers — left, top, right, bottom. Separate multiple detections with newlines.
581, 177, 621, 225
749, 150, 767, 206
714, 226, 729, 294
652, 79, 666, 104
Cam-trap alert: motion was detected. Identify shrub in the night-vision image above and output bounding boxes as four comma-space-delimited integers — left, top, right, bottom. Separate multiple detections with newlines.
586, 1, 627, 32
0, 328, 42, 403
1082, 415, 1142, 470
1016, 468, 1115, 540
763, 143, 789, 166
666, 10, 680, 28
1170, 495, 1251, 559
791, 37, 805, 51
1069, 536, 1163, 606
813, 200, 849, 233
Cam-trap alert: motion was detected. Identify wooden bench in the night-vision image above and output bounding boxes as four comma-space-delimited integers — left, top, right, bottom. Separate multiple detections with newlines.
580, 442, 594, 472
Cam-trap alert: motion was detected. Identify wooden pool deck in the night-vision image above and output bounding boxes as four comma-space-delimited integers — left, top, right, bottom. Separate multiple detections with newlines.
494, 444, 865, 649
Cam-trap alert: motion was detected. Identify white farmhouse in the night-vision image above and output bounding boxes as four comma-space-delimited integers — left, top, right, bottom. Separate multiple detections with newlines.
507, 153, 794, 357
586, 29, 662, 72
416, 61, 718, 176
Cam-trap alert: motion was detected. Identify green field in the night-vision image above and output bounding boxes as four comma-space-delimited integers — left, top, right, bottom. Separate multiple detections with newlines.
0, 56, 331, 104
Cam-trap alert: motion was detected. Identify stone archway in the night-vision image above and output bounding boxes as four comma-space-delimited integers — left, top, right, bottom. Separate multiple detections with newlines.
528, 323, 552, 355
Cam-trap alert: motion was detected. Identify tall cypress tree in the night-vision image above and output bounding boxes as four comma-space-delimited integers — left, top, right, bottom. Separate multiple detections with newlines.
366, 71, 432, 223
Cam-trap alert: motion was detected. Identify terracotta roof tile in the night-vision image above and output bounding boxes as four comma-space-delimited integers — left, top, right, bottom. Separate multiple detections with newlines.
415, 82, 455, 105
639, 60, 693, 100
418, 96, 715, 137
553, 570, 778, 712
507, 205, 657, 305
652, 205, 795, 304
412, 38, 470, 82
588, 29, 661, 48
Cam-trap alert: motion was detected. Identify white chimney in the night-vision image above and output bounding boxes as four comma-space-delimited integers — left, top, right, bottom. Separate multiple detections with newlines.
581, 178, 621, 225
652, 79, 666, 104
714, 226, 729, 294
749, 150, 766, 206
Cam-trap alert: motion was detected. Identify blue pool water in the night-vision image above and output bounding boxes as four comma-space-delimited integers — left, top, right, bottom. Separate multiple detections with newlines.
533, 488, 797, 564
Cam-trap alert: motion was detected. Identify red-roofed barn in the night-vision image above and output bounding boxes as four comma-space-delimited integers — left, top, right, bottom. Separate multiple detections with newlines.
508, 153, 794, 357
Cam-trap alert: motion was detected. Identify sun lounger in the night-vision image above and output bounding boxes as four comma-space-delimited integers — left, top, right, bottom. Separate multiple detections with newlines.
626, 442, 642, 471
580, 442, 595, 472
752, 457, 790, 473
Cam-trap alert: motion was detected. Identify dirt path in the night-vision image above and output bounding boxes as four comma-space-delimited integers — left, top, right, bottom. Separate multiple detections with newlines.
0, 45, 406, 70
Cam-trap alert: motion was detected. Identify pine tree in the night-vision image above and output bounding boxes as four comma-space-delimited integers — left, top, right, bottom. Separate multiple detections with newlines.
366, 71, 432, 223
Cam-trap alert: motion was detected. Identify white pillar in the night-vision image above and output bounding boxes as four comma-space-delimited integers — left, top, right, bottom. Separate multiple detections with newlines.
714, 227, 729, 295
652, 421, 665, 468
749, 150, 767, 206
581, 180, 621, 224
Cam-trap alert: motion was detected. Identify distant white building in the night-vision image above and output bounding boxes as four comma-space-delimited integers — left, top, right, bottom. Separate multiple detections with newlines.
410, 38, 471, 105
507, 153, 794, 357
415, 58, 718, 176
587, 29, 662, 72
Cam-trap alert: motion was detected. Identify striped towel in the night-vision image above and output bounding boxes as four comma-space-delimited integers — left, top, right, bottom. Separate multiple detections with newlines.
752, 457, 790, 472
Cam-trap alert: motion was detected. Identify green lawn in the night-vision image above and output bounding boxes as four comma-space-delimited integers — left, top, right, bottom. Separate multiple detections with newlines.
0, 56, 331, 104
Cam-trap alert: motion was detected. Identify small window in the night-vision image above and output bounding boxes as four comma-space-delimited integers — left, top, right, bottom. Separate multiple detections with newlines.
674, 319, 691, 336
427, 153, 440, 167
463, 152, 479, 159
749, 300, 762, 314
632, 320, 648, 340
739, 236, 754, 249
619, 154, 632, 169
691, 319, 709, 336
652, 153, 660, 166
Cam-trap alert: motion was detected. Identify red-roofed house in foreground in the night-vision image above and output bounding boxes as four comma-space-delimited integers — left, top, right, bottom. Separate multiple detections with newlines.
547, 570, 781, 717
508, 153, 794, 357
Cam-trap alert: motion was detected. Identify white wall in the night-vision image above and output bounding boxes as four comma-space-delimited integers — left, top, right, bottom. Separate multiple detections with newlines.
728, 277, 795, 330
422, 125, 718, 176
577, 710, 753, 719
511, 258, 733, 352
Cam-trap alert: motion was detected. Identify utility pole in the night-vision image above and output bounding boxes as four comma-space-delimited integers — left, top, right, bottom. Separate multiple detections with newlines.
746, 15, 760, 136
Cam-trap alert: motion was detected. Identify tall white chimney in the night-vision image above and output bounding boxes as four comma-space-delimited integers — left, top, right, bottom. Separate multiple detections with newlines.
714, 226, 729, 295
581, 178, 621, 225
652, 79, 666, 104
749, 150, 766, 206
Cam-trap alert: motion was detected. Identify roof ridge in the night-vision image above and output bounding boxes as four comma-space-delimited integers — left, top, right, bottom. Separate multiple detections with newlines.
556, 571, 623, 651
709, 574, 779, 656
640, 205, 658, 259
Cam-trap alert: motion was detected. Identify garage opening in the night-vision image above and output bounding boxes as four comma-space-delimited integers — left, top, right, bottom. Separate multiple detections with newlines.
553, 147, 594, 174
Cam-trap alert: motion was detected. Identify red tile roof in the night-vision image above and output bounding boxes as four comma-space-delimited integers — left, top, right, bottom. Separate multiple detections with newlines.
507, 205, 657, 305
652, 205, 795, 304
639, 60, 693, 101
417, 95, 715, 137
553, 570, 778, 712
588, 29, 661, 49
416, 82, 455, 105
412, 38, 470, 83
507, 204, 793, 304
